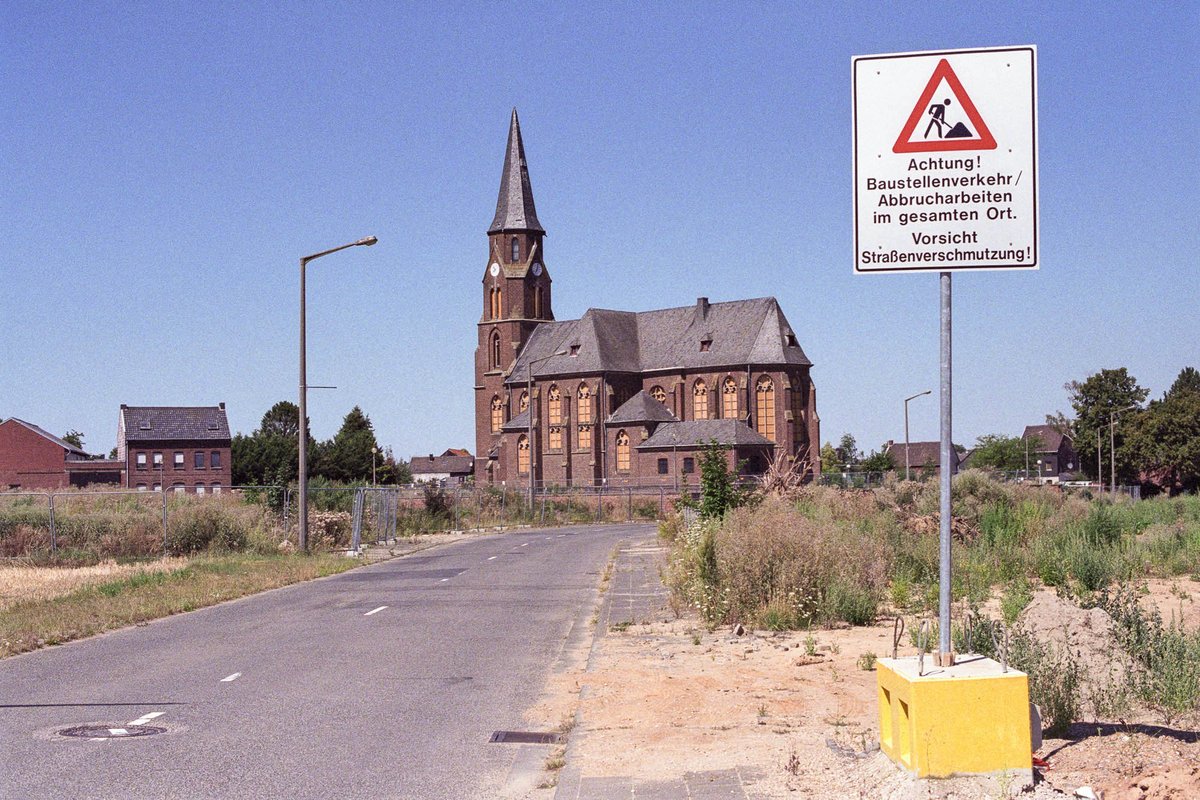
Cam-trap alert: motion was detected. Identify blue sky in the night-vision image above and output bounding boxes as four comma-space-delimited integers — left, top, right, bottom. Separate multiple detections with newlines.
3, 2, 1197, 460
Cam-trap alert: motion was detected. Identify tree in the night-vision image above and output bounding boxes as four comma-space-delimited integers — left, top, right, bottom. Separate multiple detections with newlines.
1059, 368, 1149, 483
62, 430, 84, 449
230, 401, 311, 486
836, 433, 860, 468
819, 442, 839, 474
259, 401, 301, 438
1125, 367, 1200, 495
317, 406, 379, 482
859, 449, 894, 473
698, 441, 744, 519
970, 433, 1040, 472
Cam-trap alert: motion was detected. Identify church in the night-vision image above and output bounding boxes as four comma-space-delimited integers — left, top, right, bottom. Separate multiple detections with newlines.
474, 110, 820, 487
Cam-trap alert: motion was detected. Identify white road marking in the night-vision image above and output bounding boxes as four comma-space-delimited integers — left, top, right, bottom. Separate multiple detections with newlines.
128, 712, 165, 726
487, 556, 497, 561
440, 577, 450, 582
108, 728, 129, 736
520, 542, 529, 547
545, 537, 552, 540
364, 605, 388, 616
557, 534, 565, 538
220, 672, 242, 683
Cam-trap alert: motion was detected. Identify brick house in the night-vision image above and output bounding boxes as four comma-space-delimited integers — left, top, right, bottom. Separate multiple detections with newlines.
409, 449, 475, 484
1021, 424, 1079, 481
883, 440, 960, 477
0, 417, 122, 490
474, 110, 820, 487
117, 404, 232, 493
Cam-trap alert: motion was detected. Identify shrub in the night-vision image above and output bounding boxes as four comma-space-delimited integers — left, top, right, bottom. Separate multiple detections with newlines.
821, 579, 878, 626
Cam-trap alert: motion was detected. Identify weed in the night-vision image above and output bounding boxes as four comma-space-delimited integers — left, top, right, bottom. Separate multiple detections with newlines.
784, 749, 801, 776
857, 651, 877, 671
803, 634, 817, 657
609, 621, 632, 633
1000, 576, 1033, 625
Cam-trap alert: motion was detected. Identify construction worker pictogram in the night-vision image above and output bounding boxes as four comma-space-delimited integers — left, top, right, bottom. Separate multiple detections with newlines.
893, 58, 997, 153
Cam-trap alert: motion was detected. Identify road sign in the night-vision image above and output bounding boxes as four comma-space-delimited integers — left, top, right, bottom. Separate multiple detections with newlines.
852, 46, 1038, 273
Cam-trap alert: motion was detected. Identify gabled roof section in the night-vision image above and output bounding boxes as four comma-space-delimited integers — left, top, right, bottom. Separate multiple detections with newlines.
1022, 424, 1066, 452
501, 408, 532, 433
884, 441, 957, 469
607, 391, 678, 425
506, 297, 812, 384
638, 420, 774, 450
120, 405, 231, 442
488, 108, 544, 234
409, 453, 475, 475
4, 418, 89, 458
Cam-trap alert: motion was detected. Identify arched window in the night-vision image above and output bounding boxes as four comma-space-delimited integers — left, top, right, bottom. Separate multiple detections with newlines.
693, 379, 708, 420
519, 391, 529, 412
490, 286, 502, 319
722, 377, 739, 419
490, 395, 504, 433
511, 237, 520, 262
616, 430, 631, 472
491, 331, 501, 368
755, 376, 776, 442
577, 383, 593, 450
649, 385, 666, 404
517, 434, 530, 475
548, 384, 563, 450
533, 286, 542, 318
791, 378, 806, 453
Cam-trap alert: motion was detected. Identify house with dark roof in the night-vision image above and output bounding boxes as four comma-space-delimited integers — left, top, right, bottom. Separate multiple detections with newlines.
1021, 424, 1079, 481
474, 111, 820, 487
118, 404, 231, 493
409, 449, 475, 485
0, 417, 123, 490
883, 440, 960, 477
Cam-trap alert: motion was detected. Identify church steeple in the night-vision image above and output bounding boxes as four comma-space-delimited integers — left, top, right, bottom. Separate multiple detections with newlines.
489, 108, 545, 234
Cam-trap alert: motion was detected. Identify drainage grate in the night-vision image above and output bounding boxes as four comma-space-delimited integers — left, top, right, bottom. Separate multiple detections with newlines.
59, 725, 166, 739
489, 730, 563, 745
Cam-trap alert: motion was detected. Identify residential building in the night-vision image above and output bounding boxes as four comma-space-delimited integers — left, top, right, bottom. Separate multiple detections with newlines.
474, 110, 820, 487
1021, 424, 1079, 481
118, 404, 232, 493
409, 449, 475, 484
0, 418, 122, 490
883, 440, 960, 476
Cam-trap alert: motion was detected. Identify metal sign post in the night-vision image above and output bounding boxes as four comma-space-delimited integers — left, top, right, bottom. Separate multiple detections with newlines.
853, 46, 1038, 665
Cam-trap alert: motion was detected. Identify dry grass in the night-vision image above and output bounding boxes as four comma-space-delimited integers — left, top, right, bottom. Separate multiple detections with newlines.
0, 557, 188, 611
0, 553, 359, 659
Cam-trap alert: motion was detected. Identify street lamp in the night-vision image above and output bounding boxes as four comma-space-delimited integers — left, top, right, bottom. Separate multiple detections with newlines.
298, 235, 377, 552
1109, 404, 1138, 495
526, 348, 568, 510
903, 390, 932, 481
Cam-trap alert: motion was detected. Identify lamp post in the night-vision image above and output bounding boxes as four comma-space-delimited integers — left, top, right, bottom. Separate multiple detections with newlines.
526, 349, 568, 510
298, 236, 377, 552
903, 390, 931, 481
1109, 404, 1138, 495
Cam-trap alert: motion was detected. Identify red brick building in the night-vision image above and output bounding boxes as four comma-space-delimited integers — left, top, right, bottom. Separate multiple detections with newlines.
0, 418, 122, 490
117, 404, 232, 493
475, 111, 820, 487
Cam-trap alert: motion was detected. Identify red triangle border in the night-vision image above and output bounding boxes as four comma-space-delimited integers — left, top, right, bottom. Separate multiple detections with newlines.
893, 59, 998, 153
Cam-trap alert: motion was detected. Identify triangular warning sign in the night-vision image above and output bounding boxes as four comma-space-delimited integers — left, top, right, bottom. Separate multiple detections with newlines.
893, 59, 997, 153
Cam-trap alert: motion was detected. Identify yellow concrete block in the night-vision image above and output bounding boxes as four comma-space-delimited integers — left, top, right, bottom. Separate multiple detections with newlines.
877, 655, 1032, 781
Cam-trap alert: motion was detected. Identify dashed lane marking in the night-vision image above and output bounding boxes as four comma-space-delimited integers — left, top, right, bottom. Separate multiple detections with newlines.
364, 606, 388, 616
487, 556, 497, 561
440, 578, 450, 582
220, 673, 241, 683
128, 712, 164, 726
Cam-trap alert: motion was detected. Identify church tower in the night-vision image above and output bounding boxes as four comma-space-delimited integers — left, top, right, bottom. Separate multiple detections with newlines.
475, 109, 554, 483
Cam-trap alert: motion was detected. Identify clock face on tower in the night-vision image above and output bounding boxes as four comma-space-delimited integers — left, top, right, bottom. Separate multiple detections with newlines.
489, 263, 500, 277
532, 262, 543, 276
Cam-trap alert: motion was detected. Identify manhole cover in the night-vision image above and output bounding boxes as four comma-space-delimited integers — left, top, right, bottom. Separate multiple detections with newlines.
489, 730, 563, 744
58, 725, 166, 739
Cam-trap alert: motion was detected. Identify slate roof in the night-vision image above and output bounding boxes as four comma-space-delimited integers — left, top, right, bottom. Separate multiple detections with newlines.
4, 418, 89, 459
501, 408, 532, 433
1022, 425, 1066, 453
607, 391, 678, 425
884, 441, 957, 469
409, 453, 475, 476
638, 420, 774, 450
488, 108, 544, 234
505, 297, 811, 384
120, 405, 230, 442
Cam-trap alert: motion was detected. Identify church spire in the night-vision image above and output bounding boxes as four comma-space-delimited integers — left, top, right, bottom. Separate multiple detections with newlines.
488, 108, 544, 234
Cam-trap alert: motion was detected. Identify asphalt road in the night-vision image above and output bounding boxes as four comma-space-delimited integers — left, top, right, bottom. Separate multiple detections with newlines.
1, 523, 653, 800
